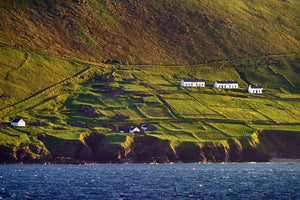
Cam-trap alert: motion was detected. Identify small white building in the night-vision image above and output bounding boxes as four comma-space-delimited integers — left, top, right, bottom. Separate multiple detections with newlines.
141, 124, 149, 131
248, 85, 263, 94
214, 80, 238, 89
11, 118, 26, 127
180, 78, 205, 87
129, 127, 141, 134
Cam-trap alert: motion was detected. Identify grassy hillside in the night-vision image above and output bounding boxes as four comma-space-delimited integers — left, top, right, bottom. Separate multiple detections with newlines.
0, 45, 87, 107
0, 44, 299, 162
0, 0, 299, 65
0, 0, 299, 162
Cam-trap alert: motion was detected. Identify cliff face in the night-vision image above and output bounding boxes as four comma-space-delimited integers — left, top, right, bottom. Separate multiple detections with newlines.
1, 131, 299, 164
257, 130, 300, 159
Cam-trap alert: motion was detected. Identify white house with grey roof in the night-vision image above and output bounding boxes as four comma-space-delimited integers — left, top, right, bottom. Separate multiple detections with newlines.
180, 78, 205, 87
214, 80, 238, 89
248, 85, 263, 94
129, 126, 141, 134
11, 118, 26, 127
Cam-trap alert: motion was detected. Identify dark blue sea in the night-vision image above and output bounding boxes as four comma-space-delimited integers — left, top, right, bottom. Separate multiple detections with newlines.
0, 163, 299, 200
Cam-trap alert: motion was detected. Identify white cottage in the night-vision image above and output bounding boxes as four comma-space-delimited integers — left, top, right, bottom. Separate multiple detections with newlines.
141, 124, 148, 131
129, 126, 141, 134
214, 80, 238, 89
180, 78, 205, 87
11, 118, 26, 127
248, 85, 263, 94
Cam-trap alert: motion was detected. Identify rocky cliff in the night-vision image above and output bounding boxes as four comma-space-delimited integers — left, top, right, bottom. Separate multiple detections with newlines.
1, 131, 299, 164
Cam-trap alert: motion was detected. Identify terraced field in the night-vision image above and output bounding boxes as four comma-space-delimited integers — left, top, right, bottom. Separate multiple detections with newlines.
0, 46, 299, 150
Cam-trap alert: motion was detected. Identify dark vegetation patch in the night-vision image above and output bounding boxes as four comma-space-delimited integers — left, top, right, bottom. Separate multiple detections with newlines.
70, 122, 96, 129
235, 69, 250, 85
118, 65, 126, 70
53, 127, 67, 130
0, 94, 10, 99
80, 105, 103, 118
104, 60, 120, 64
28, 121, 47, 126
101, 76, 115, 83
102, 124, 118, 131
107, 90, 125, 98
91, 84, 112, 90
0, 123, 8, 129
132, 93, 150, 97
270, 93, 281, 98
118, 125, 131, 133
66, 82, 74, 87
123, 78, 137, 82
113, 114, 130, 121
41, 108, 54, 112
132, 96, 145, 103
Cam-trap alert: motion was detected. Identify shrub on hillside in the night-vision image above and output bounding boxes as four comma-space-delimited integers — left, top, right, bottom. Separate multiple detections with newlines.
80, 105, 103, 118
102, 124, 118, 131
28, 121, 47, 126
113, 114, 129, 121
107, 90, 125, 98
0, 123, 8, 129
70, 122, 96, 129
66, 82, 74, 87
91, 84, 112, 91
0, 94, 10, 99
122, 77, 137, 82
101, 76, 115, 83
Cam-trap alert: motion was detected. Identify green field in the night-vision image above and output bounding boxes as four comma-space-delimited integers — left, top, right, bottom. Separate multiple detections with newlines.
0, 46, 299, 152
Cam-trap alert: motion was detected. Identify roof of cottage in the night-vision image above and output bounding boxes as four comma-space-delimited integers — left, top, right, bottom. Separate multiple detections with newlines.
130, 126, 140, 131
11, 118, 22, 123
249, 85, 263, 89
182, 78, 205, 82
215, 80, 238, 84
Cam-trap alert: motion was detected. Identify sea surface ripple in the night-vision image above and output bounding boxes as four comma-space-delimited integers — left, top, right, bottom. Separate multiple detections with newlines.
0, 163, 299, 199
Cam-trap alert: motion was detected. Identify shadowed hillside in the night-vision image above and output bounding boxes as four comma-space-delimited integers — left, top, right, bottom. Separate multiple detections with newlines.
0, 0, 299, 65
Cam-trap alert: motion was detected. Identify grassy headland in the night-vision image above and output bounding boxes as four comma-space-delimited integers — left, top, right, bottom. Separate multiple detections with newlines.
0, 45, 299, 162
0, 0, 299, 163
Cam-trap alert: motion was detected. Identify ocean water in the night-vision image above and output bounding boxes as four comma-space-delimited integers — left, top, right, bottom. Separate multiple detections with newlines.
0, 163, 299, 200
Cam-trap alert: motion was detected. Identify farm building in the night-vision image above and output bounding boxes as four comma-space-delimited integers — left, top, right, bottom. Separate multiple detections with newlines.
180, 78, 205, 87
141, 124, 153, 131
248, 85, 263, 94
214, 80, 238, 89
129, 126, 141, 134
11, 118, 26, 127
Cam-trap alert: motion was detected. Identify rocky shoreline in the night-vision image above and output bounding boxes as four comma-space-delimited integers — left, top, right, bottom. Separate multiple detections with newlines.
269, 158, 300, 163
0, 130, 299, 164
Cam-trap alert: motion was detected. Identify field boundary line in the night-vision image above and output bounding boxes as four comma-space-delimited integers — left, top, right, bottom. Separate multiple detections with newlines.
0, 67, 92, 116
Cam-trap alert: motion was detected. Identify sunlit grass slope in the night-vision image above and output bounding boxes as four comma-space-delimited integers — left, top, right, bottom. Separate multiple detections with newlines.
0, 52, 299, 153
0, 46, 87, 109
0, 0, 299, 65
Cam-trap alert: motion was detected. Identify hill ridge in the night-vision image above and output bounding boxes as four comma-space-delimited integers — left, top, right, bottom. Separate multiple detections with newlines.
0, 0, 299, 65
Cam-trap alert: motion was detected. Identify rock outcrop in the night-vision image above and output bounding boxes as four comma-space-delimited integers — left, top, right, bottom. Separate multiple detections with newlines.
0, 131, 299, 164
